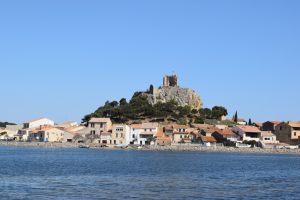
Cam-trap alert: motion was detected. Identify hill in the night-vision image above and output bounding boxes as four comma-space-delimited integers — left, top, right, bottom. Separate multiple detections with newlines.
83, 75, 227, 125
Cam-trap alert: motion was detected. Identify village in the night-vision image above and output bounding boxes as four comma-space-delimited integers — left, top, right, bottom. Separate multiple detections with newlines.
1, 116, 300, 151
1, 75, 299, 151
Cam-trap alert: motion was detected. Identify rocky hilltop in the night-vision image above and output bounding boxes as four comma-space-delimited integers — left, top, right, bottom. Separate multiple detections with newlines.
83, 74, 206, 124
142, 75, 203, 109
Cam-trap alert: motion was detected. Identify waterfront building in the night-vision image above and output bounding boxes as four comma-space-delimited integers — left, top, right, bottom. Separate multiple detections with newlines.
77, 118, 112, 138
129, 123, 158, 145
212, 128, 239, 144
172, 125, 195, 143
111, 124, 130, 145
232, 125, 262, 142
87, 118, 112, 135
30, 125, 74, 143
198, 134, 217, 146
275, 121, 300, 145
155, 127, 172, 146
18, 118, 55, 141
260, 131, 279, 144
262, 121, 281, 133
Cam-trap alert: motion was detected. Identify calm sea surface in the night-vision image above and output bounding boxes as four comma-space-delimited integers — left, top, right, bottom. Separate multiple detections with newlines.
0, 147, 300, 200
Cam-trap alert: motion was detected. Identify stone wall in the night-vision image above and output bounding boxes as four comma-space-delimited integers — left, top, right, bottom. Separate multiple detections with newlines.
163, 75, 178, 87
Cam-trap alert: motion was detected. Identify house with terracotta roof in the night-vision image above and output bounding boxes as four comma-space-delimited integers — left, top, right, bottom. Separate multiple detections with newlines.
212, 128, 239, 144
77, 118, 112, 138
155, 127, 172, 146
198, 135, 217, 146
199, 126, 219, 137
18, 118, 55, 141
129, 123, 158, 145
275, 121, 300, 145
29, 125, 74, 143
262, 121, 282, 132
88, 118, 112, 134
232, 125, 262, 142
172, 125, 195, 144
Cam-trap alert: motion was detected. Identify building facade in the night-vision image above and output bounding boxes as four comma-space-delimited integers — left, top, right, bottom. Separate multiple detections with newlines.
112, 124, 130, 145
275, 122, 300, 145
129, 123, 158, 145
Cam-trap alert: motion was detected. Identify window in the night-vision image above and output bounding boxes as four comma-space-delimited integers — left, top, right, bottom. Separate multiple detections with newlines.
114, 140, 116, 145
133, 134, 135, 138
100, 123, 103, 128
91, 123, 95, 128
294, 132, 297, 136
116, 133, 118, 138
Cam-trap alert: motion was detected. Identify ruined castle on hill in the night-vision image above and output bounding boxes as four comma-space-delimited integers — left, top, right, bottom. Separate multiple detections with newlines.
143, 75, 203, 109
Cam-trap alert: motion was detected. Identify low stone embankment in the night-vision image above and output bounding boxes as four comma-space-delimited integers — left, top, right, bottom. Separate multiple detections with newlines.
0, 141, 79, 148
0, 142, 300, 155
142, 144, 300, 155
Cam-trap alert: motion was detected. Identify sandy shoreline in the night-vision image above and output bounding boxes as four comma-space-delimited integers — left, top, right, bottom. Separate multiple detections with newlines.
0, 141, 300, 155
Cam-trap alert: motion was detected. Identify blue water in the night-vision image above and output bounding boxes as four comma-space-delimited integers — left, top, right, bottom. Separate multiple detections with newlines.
0, 147, 300, 200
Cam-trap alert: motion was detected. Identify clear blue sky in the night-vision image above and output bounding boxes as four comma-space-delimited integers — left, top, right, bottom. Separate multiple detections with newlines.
0, 0, 299, 124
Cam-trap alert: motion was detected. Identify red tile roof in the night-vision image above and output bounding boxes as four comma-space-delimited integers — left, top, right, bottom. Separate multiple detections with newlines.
236, 125, 261, 133
201, 135, 217, 143
287, 121, 300, 128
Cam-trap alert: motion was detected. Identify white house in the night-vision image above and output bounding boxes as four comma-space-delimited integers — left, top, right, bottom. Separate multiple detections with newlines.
19, 118, 55, 141
260, 131, 279, 144
129, 123, 158, 145
23, 118, 55, 129
112, 124, 131, 146
232, 125, 262, 142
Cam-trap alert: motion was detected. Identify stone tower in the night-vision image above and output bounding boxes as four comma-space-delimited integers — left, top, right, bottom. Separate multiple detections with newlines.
163, 75, 178, 87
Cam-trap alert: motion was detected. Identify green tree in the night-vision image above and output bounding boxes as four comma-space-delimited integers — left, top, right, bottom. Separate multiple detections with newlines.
211, 106, 228, 120
199, 108, 212, 119
233, 111, 238, 123
110, 101, 119, 108
248, 118, 252, 126
194, 117, 205, 124
119, 98, 127, 106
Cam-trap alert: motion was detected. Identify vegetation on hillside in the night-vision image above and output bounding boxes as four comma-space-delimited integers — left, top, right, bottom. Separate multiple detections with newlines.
83, 92, 228, 125
0, 122, 16, 128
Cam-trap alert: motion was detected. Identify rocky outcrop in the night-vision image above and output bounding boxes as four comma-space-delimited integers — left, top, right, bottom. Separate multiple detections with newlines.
145, 86, 203, 109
